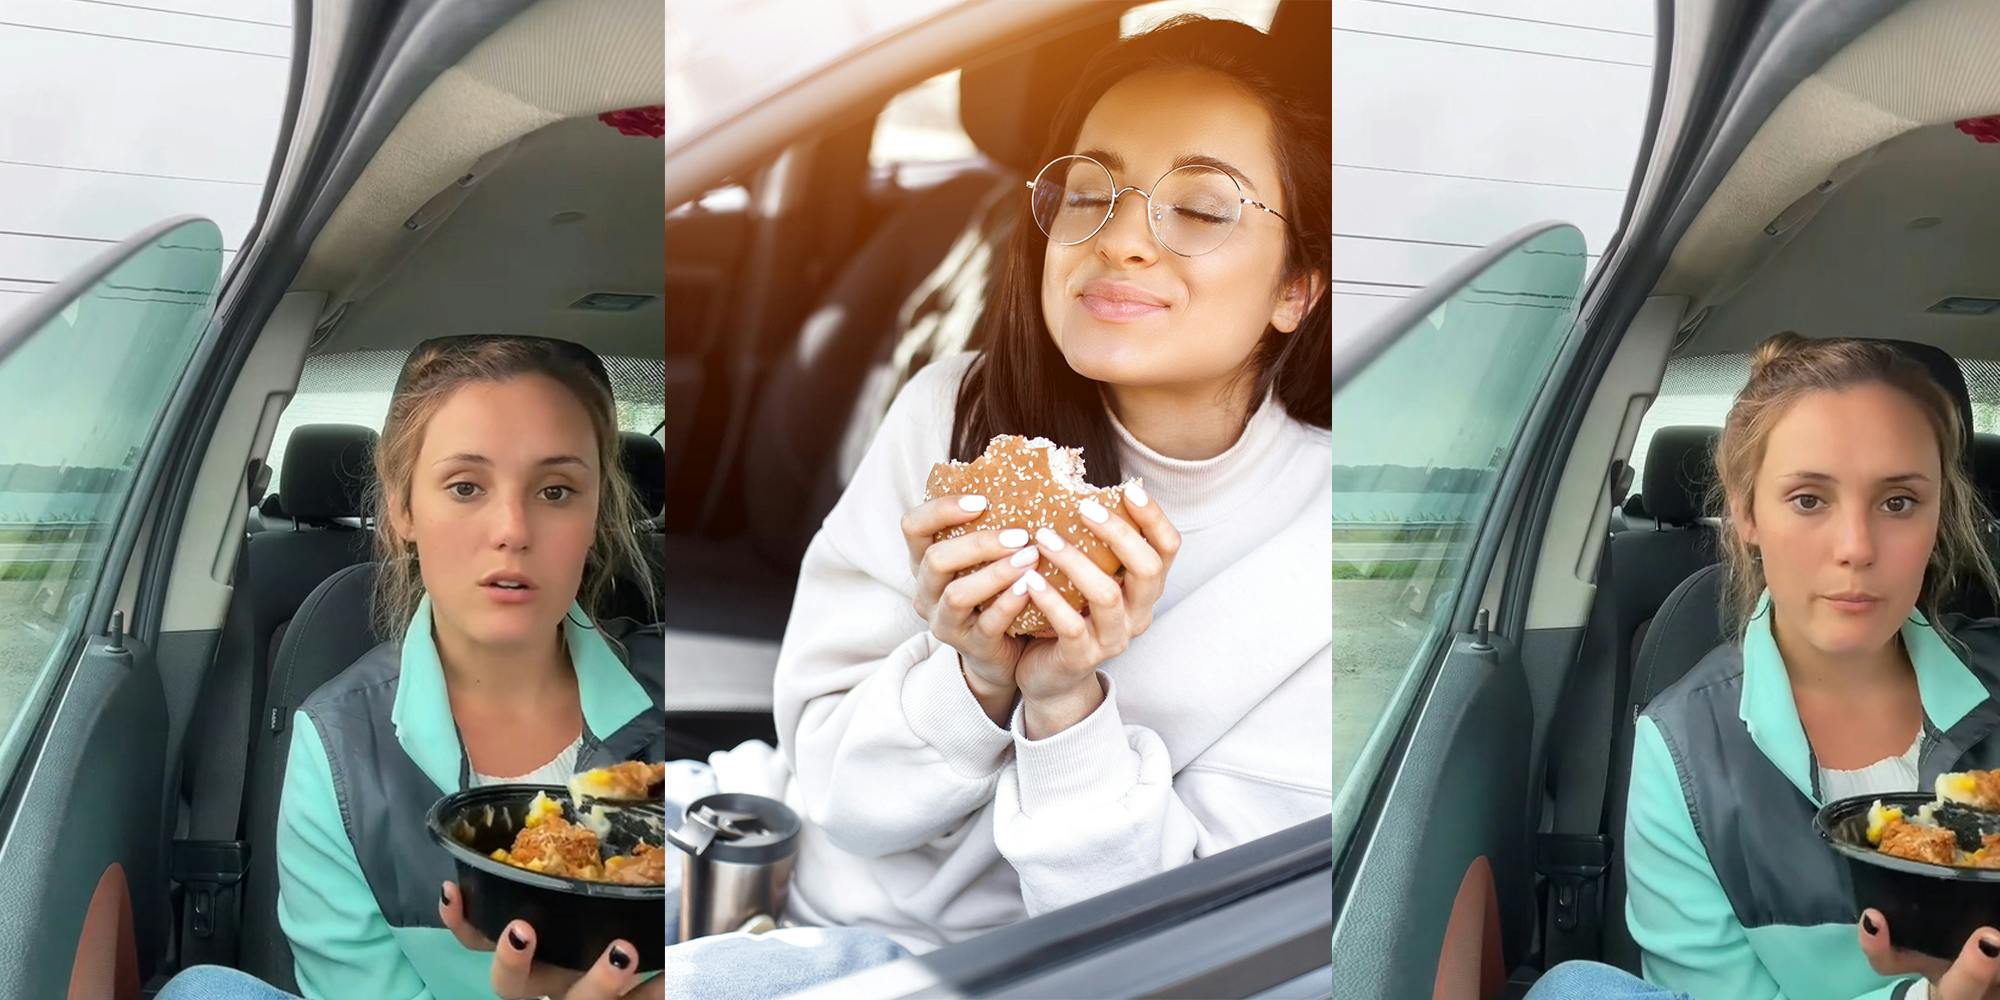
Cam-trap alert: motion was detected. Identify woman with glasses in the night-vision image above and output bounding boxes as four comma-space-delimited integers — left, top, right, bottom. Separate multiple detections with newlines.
756, 14, 1332, 954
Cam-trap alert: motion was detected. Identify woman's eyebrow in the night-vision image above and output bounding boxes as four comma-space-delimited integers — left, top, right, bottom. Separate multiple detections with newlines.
1778, 471, 1932, 484
1074, 148, 1260, 193
433, 453, 591, 469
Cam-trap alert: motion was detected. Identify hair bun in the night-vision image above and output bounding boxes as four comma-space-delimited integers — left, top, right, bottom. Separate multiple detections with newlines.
1749, 331, 1812, 382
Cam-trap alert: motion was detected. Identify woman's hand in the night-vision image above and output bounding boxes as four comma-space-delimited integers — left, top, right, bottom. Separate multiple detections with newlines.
903, 493, 1043, 723
1859, 907, 2000, 999
1014, 487, 1179, 739
441, 880, 659, 999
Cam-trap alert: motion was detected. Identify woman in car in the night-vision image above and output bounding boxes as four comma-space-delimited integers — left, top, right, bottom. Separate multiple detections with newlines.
756, 14, 1331, 951
267, 335, 666, 1000
1534, 333, 2000, 1000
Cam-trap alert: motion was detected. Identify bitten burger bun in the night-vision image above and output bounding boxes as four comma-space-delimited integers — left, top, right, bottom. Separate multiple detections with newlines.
925, 435, 1140, 636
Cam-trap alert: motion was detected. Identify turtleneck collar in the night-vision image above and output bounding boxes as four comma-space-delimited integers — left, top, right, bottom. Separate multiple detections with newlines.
1104, 390, 1305, 531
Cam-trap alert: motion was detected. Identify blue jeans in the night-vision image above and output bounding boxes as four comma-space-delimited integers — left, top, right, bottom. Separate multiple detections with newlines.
1526, 961, 1690, 1000
156, 966, 299, 1000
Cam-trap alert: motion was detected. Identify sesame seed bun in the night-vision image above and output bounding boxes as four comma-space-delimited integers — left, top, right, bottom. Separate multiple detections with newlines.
925, 435, 1139, 635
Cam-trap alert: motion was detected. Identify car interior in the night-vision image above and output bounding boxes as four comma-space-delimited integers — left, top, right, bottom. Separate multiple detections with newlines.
659, 0, 1330, 737
6, 0, 668, 994
1332, 0, 2000, 995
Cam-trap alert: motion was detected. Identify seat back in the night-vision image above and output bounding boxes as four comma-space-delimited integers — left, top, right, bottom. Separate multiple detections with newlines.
1607, 426, 1721, 663
237, 562, 385, 994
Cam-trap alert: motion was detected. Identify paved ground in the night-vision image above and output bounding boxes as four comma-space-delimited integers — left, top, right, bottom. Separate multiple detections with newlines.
1333, 578, 1429, 796
0, 580, 58, 735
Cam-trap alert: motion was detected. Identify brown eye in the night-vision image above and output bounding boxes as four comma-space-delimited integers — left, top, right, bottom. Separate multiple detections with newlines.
448, 482, 480, 499
1790, 495, 1824, 512
540, 486, 576, 502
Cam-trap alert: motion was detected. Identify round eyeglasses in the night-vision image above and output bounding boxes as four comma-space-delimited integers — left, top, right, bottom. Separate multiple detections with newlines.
1026, 154, 1285, 257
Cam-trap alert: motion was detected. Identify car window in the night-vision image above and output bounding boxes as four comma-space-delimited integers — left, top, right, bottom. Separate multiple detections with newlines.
1629, 354, 2000, 498
1331, 0, 1655, 343
0, 219, 223, 794
265, 350, 670, 494
0, 3, 293, 327
1331, 224, 1587, 847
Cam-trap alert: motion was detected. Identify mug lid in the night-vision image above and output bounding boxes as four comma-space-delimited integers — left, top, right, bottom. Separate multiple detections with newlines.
669, 793, 801, 865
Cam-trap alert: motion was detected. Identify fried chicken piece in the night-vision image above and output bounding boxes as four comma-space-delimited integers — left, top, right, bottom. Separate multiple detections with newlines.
570, 761, 667, 801
508, 813, 605, 878
604, 842, 669, 886
1879, 821, 1960, 866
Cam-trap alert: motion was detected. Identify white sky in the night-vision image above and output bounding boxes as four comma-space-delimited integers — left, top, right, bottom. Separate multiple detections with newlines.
0, 0, 292, 324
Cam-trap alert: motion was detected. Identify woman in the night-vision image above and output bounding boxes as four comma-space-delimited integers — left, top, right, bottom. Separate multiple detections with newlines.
1608, 333, 2000, 999
761, 14, 1331, 950
273, 336, 666, 1000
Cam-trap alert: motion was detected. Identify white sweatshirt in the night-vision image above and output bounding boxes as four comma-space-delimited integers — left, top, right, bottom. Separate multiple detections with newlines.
765, 352, 1333, 953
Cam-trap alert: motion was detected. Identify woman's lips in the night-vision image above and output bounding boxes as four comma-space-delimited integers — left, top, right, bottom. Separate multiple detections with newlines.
481, 581, 538, 605
1822, 593, 1881, 614
1080, 294, 1168, 322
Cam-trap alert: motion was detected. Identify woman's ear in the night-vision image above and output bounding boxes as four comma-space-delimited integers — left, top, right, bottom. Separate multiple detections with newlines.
1731, 496, 1759, 548
386, 491, 415, 548
1270, 269, 1325, 334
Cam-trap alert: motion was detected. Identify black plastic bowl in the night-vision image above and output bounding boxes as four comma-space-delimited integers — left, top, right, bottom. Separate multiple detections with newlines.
427, 784, 668, 972
1816, 791, 2000, 960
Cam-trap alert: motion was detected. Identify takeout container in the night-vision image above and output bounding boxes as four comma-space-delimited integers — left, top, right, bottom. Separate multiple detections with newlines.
427, 784, 667, 971
1816, 791, 2000, 960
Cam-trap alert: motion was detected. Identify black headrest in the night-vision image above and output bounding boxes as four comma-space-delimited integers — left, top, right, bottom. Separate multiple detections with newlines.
618, 432, 665, 519
959, 20, 1120, 172
1880, 339, 1973, 457
1642, 427, 1719, 526
278, 424, 377, 522
1975, 433, 2000, 517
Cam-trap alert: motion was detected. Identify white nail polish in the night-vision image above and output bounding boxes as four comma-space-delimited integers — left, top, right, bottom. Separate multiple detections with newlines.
1010, 547, 1039, 567
1035, 527, 1066, 551
1079, 499, 1109, 524
1024, 570, 1048, 593
1011, 576, 1030, 596
1128, 482, 1149, 508
959, 494, 989, 513
999, 528, 1030, 548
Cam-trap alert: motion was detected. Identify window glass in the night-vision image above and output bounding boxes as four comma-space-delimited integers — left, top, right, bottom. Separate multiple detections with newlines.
0, 2, 293, 326
0, 219, 222, 791
1332, 224, 1586, 844
265, 351, 670, 494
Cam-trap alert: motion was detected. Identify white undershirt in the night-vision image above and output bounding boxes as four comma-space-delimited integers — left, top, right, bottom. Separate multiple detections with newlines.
470, 735, 585, 787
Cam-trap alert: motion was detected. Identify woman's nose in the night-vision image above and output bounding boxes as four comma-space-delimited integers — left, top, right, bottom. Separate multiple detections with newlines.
1834, 508, 1876, 566
489, 495, 531, 550
1094, 188, 1159, 265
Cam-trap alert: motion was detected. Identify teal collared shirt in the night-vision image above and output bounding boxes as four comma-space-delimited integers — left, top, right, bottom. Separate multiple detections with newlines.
1738, 592, 1991, 802
277, 599, 660, 1000
391, 596, 652, 792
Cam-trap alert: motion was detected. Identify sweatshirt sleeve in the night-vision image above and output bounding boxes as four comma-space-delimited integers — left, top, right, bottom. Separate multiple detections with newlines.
1626, 717, 1916, 1000
276, 714, 435, 1000
773, 357, 1019, 858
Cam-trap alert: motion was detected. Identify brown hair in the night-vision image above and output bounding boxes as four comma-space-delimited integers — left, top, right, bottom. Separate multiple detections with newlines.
1713, 332, 1996, 636
368, 337, 653, 640
950, 15, 1329, 481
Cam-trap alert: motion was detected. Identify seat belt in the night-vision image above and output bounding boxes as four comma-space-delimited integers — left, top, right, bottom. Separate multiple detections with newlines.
172, 470, 261, 968
1538, 534, 1625, 967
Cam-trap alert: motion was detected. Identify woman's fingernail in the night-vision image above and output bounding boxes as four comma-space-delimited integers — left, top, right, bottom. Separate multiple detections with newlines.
609, 945, 633, 970
1981, 936, 1998, 959
1861, 914, 1878, 935
1009, 547, 1039, 568
959, 495, 988, 513
999, 528, 1029, 548
1128, 483, 1149, 508
507, 927, 529, 951
1079, 499, 1109, 524
1035, 527, 1066, 551
440, 885, 450, 907
1011, 576, 1030, 597
1024, 570, 1048, 593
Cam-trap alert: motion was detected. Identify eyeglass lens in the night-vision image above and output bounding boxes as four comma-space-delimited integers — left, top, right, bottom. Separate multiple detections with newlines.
1030, 156, 1243, 256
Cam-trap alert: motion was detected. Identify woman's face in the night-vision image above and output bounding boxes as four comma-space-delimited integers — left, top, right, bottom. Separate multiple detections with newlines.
1740, 383, 1942, 658
393, 375, 601, 652
1039, 67, 1312, 395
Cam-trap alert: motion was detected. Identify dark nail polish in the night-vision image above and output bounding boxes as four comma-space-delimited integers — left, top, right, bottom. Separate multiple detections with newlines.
440, 885, 451, 906
1981, 937, 1998, 959
1862, 915, 1879, 935
609, 946, 632, 970
508, 929, 529, 951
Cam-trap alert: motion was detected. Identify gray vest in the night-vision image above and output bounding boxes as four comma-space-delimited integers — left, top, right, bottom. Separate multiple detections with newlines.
1644, 615, 2000, 932
298, 621, 666, 929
